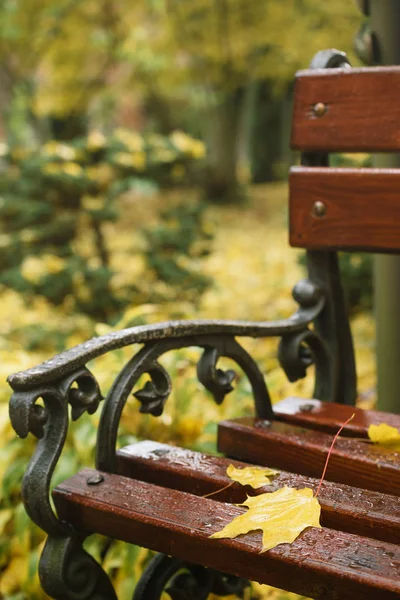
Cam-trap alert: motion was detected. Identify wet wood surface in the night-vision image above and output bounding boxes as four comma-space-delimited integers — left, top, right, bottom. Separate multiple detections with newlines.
289, 167, 400, 252
291, 67, 400, 152
218, 418, 400, 496
53, 468, 400, 600
273, 397, 400, 437
117, 440, 400, 544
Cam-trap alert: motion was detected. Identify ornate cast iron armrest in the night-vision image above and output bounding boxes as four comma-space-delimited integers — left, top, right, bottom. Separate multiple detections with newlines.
9, 277, 329, 468
8, 276, 330, 532
7, 278, 329, 600
9, 278, 325, 392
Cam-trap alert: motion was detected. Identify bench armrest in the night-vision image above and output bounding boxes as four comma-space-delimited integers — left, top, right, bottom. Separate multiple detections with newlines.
8, 278, 327, 538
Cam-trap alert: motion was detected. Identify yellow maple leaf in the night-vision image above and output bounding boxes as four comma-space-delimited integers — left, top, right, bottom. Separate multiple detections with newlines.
368, 423, 400, 451
226, 464, 279, 489
211, 486, 321, 552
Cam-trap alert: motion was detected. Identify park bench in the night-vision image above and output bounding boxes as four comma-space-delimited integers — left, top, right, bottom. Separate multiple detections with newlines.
7, 49, 400, 600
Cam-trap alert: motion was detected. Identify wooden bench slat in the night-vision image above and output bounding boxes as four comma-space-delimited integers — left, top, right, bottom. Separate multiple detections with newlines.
116, 440, 400, 544
291, 67, 400, 152
218, 418, 400, 496
273, 397, 400, 437
289, 167, 400, 252
53, 469, 400, 600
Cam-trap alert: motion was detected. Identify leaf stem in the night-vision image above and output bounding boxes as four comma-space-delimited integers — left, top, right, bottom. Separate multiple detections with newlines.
203, 481, 234, 498
315, 412, 356, 498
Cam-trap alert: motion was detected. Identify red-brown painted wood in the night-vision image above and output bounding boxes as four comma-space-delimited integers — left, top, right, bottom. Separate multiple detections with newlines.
53, 469, 400, 600
291, 67, 400, 152
273, 397, 400, 438
289, 167, 400, 252
218, 418, 400, 496
117, 440, 400, 544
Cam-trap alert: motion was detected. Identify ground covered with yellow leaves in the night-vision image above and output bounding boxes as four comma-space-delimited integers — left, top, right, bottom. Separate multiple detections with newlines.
0, 183, 375, 599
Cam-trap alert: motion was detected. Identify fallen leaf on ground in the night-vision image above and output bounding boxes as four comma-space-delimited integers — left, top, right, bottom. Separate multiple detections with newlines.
211, 486, 321, 552
368, 423, 400, 451
226, 464, 279, 489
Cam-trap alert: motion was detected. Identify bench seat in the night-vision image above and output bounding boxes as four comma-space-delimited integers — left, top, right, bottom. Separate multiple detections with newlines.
53, 465, 400, 600
218, 417, 400, 496
115, 440, 400, 544
273, 397, 400, 437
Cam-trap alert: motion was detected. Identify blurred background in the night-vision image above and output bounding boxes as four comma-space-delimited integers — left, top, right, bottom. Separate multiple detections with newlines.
0, 2, 373, 598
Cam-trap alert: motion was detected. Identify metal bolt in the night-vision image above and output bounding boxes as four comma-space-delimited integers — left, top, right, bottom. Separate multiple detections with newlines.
87, 473, 104, 486
312, 201, 326, 217
312, 102, 327, 117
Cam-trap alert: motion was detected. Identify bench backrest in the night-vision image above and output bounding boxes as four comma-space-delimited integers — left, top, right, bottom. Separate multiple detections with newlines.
285, 52, 400, 408
290, 65, 400, 253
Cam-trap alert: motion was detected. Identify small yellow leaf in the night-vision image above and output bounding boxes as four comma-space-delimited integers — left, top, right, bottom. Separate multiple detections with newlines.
226, 464, 279, 489
368, 423, 400, 451
211, 486, 321, 552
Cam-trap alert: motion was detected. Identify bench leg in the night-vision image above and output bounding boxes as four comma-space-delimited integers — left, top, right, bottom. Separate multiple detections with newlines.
133, 553, 250, 600
39, 534, 118, 600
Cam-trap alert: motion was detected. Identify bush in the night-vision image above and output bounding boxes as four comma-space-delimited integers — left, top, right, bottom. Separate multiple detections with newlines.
143, 202, 213, 305
0, 130, 210, 321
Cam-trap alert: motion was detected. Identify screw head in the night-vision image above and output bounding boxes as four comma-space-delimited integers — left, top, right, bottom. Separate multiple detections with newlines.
87, 473, 104, 486
312, 102, 327, 117
312, 201, 326, 217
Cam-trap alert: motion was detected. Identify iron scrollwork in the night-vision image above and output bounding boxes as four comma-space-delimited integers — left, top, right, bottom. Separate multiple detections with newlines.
8, 280, 326, 599
8, 273, 328, 501
133, 554, 249, 600
9, 367, 102, 538
95, 278, 329, 471
134, 361, 172, 416
8, 276, 325, 391
96, 333, 275, 472
39, 535, 118, 600
9, 368, 116, 599
8, 275, 326, 599
197, 347, 236, 405
278, 279, 332, 400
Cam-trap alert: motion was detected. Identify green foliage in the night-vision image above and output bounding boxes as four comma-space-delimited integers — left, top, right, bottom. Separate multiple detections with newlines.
0, 129, 209, 321
338, 253, 373, 314
143, 202, 213, 303
0, 0, 362, 206
330, 153, 372, 168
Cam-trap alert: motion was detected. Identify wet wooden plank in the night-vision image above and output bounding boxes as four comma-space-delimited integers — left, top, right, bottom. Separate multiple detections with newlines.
117, 440, 400, 544
53, 469, 400, 600
291, 67, 400, 152
289, 167, 400, 252
273, 397, 400, 438
218, 418, 400, 496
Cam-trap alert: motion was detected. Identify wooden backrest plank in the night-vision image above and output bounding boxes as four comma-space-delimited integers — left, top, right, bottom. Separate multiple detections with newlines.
291, 67, 400, 152
218, 418, 400, 496
53, 469, 400, 600
289, 166, 400, 252
273, 397, 400, 437
117, 440, 400, 544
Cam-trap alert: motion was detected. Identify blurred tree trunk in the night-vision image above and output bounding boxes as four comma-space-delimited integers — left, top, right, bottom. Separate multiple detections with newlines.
204, 87, 245, 203
48, 113, 88, 141
247, 80, 292, 183
49, 112, 111, 269
145, 88, 176, 134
